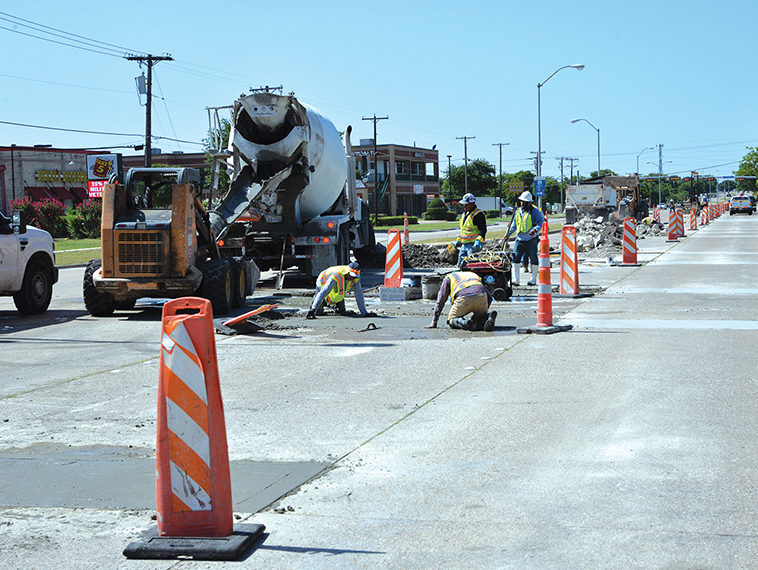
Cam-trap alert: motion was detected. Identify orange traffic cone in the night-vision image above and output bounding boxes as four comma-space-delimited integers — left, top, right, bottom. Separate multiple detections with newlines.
124, 297, 264, 560
666, 209, 679, 242
403, 212, 410, 246
690, 207, 697, 230
518, 221, 572, 335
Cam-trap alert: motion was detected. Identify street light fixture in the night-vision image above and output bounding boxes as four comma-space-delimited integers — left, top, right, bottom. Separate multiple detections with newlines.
571, 118, 600, 177
537, 64, 584, 208
636, 146, 654, 176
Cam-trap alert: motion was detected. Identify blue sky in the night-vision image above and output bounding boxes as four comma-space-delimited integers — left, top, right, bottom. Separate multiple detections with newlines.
1, 0, 755, 182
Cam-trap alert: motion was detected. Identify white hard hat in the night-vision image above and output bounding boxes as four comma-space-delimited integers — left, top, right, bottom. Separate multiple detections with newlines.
518, 191, 534, 202
460, 193, 476, 204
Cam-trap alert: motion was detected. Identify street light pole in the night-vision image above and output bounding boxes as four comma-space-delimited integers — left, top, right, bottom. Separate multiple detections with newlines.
637, 146, 654, 176
571, 118, 600, 176
537, 64, 584, 208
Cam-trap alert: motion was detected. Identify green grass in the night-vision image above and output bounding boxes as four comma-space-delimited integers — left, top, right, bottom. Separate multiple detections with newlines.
54, 237, 101, 266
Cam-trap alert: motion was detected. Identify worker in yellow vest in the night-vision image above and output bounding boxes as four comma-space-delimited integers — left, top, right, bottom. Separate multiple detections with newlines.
452, 193, 487, 267
306, 262, 374, 319
426, 270, 497, 331
506, 191, 545, 286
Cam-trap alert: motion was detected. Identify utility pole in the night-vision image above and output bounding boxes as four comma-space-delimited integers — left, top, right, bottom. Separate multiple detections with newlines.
447, 155, 453, 199
556, 157, 566, 212
567, 157, 578, 184
362, 114, 388, 225
492, 142, 509, 208
530, 151, 544, 175
125, 53, 173, 167
456, 136, 475, 195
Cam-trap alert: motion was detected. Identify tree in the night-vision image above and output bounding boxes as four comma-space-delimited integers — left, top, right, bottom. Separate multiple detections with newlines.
446, 158, 496, 199
736, 147, 758, 194
203, 118, 232, 201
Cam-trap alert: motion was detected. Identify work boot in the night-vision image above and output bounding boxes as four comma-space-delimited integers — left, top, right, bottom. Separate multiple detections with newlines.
483, 311, 497, 332
513, 265, 520, 286
527, 266, 538, 286
449, 316, 477, 330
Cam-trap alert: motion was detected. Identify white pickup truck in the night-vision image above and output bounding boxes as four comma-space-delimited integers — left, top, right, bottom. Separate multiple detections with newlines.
0, 210, 58, 314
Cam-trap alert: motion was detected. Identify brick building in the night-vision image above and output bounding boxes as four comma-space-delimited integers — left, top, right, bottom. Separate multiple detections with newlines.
352, 141, 439, 217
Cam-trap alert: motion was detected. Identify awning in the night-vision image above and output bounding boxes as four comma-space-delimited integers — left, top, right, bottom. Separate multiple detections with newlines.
70, 186, 88, 201
50, 186, 77, 201
25, 186, 57, 201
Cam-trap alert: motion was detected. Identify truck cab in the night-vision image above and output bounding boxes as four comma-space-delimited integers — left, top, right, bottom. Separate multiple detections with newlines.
0, 210, 58, 314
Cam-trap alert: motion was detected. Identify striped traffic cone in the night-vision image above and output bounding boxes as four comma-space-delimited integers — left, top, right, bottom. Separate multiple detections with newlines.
621, 217, 641, 266
676, 209, 685, 237
689, 207, 697, 230
653, 206, 661, 223
403, 212, 410, 246
558, 225, 585, 298
666, 212, 679, 242
384, 229, 403, 287
124, 297, 264, 560
517, 221, 572, 335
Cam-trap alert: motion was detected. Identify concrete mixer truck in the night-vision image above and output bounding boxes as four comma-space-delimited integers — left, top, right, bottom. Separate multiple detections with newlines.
207, 90, 376, 279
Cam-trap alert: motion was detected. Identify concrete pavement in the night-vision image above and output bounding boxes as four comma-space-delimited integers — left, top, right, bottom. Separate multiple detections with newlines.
2, 212, 758, 568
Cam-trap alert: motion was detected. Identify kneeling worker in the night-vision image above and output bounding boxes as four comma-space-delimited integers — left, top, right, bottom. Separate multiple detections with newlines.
426, 270, 497, 331
306, 262, 372, 319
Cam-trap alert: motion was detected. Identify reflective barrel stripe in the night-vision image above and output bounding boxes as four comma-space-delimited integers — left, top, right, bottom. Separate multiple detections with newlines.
560, 226, 578, 295
622, 218, 637, 265
162, 321, 212, 512
384, 229, 403, 287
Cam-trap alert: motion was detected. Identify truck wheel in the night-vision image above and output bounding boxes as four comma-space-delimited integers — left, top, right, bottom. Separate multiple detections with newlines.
13, 258, 54, 315
83, 259, 115, 317
229, 257, 247, 308
198, 259, 233, 315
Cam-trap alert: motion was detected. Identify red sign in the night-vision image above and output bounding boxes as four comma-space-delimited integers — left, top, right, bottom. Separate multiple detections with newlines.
89, 180, 105, 198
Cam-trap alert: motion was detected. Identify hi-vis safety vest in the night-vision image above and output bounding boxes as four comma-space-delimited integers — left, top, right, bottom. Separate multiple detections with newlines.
459, 209, 484, 243
317, 266, 356, 305
515, 207, 539, 235
448, 271, 482, 302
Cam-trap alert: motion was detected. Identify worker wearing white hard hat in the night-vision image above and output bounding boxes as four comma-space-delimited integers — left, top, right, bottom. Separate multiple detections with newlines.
506, 191, 545, 286
451, 193, 487, 267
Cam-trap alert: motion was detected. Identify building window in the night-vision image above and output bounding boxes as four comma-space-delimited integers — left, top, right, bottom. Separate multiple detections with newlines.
395, 161, 407, 174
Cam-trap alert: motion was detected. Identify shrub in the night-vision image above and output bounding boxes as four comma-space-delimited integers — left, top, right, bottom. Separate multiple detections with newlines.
65, 200, 102, 239
485, 209, 500, 218
377, 215, 418, 226
424, 197, 452, 221
10, 196, 67, 237
35, 198, 68, 238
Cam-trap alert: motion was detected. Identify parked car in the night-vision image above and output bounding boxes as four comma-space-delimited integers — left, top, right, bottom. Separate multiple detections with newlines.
729, 196, 753, 215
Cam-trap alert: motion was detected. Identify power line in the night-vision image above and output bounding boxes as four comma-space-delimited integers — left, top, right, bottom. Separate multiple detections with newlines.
0, 11, 140, 57
0, 119, 141, 137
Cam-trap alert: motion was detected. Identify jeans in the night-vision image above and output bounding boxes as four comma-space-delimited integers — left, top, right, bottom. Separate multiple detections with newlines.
457, 241, 481, 267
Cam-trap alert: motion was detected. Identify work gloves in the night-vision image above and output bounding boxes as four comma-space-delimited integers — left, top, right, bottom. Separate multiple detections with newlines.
306, 310, 316, 319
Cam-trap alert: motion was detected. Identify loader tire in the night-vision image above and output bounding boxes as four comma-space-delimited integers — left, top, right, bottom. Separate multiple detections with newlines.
83, 259, 115, 317
198, 258, 233, 316
113, 298, 137, 311
229, 257, 247, 309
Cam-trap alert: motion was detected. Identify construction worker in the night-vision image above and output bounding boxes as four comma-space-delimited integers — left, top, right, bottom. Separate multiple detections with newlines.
506, 191, 545, 286
306, 262, 373, 319
451, 193, 487, 267
426, 270, 497, 331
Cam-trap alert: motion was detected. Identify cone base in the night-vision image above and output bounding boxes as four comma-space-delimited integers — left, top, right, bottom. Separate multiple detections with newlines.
123, 523, 265, 561
517, 324, 573, 335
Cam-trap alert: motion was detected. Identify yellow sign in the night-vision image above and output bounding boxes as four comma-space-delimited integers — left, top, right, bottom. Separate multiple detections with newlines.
37, 170, 87, 182
508, 181, 524, 193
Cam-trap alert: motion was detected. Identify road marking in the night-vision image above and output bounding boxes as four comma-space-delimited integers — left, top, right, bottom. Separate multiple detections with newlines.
562, 317, 758, 330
